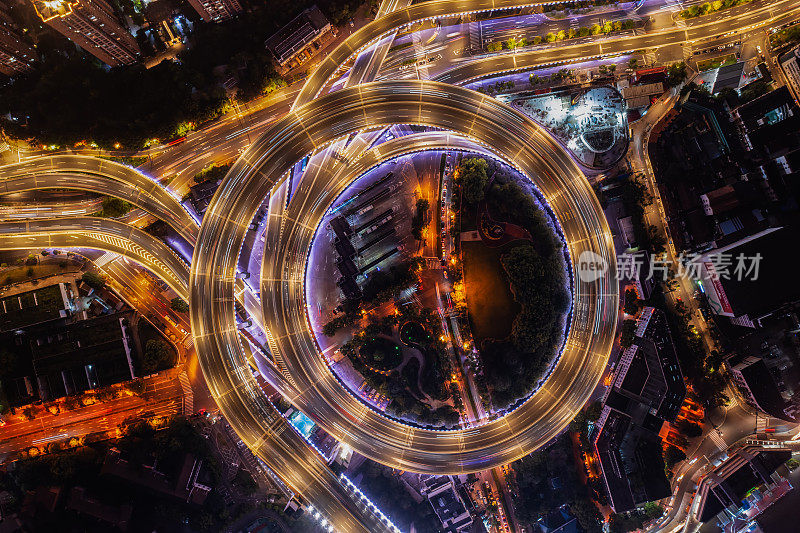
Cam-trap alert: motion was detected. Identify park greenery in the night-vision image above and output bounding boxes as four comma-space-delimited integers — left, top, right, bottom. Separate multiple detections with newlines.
666, 61, 688, 87
624, 288, 642, 316
679, 0, 752, 19
81, 271, 106, 291
609, 503, 665, 533
170, 297, 190, 313
340, 305, 459, 428
141, 338, 177, 375
194, 162, 234, 184
528, 68, 576, 88
455, 158, 570, 409
770, 25, 800, 48
512, 433, 603, 532
94, 196, 134, 218
0, 0, 359, 148
543, 0, 620, 12
486, 19, 636, 52
411, 198, 430, 240
355, 460, 440, 533
454, 157, 489, 204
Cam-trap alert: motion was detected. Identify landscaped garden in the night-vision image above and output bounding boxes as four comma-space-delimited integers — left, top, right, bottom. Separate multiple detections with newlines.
453, 156, 571, 410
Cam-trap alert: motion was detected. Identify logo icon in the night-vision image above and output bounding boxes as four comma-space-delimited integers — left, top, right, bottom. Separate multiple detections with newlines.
577, 250, 607, 283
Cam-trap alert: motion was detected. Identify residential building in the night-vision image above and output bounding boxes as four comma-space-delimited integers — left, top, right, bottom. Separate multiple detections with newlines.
31, 0, 139, 66
698, 226, 800, 328
66, 487, 132, 532
595, 307, 685, 512
186, 0, 242, 23
420, 476, 473, 532
695, 448, 791, 525
264, 5, 333, 72
779, 44, 800, 101
729, 354, 798, 422
537, 505, 581, 533
594, 409, 668, 513
0, 4, 36, 76
102, 448, 212, 505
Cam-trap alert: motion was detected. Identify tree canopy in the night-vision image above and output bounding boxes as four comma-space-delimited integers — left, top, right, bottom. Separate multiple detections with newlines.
456, 158, 489, 204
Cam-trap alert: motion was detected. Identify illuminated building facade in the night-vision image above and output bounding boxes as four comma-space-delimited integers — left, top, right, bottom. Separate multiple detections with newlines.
0, 4, 36, 76
31, 0, 139, 66
186, 0, 242, 22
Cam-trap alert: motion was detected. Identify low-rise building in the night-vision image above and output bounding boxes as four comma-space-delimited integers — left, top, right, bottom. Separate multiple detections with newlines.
0, 283, 71, 333
420, 476, 473, 532
66, 487, 133, 532
186, 0, 242, 23
621, 82, 663, 109
264, 5, 333, 73
102, 448, 212, 505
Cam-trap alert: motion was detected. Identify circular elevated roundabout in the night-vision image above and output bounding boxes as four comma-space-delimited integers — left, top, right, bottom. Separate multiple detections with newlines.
190, 80, 618, 476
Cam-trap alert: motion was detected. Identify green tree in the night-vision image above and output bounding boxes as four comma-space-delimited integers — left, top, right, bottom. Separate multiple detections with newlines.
98, 197, 133, 218
486, 41, 503, 52
545, 32, 556, 42
170, 297, 189, 313
620, 318, 637, 348
81, 271, 106, 290
411, 198, 430, 240
570, 497, 603, 533
141, 339, 176, 374
455, 158, 489, 204
628, 57, 638, 70
624, 288, 641, 316
644, 501, 665, 519
664, 444, 686, 470
666, 62, 688, 87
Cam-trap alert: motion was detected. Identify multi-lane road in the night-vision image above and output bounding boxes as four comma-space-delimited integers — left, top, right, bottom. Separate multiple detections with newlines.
191, 80, 617, 476
4, 0, 800, 530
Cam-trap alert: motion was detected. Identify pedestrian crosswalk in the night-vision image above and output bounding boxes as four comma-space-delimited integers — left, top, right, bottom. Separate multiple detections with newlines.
178, 371, 194, 414
94, 251, 118, 267
757, 416, 769, 433
708, 429, 726, 450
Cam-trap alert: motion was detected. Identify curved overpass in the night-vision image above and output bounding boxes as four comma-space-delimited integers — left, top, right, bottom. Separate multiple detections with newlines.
0, 217, 190, 299
434, 0, 799, 85
0, 156, 198, 242
192, 80, 617, 475
296, 0, 800, 106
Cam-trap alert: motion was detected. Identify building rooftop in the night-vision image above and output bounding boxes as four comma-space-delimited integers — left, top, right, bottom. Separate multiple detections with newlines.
697, 448, 790, 523
730, 354, 794, 421
28, 311, 134, 400
716, 226, 800, 321
0, 283, 69, 332
264, 5, 330, 65
31, 0, 78, 22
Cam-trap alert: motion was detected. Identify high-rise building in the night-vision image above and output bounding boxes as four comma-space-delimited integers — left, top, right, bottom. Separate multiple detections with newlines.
186, 0, 242, 23
0, 4, 36, 76
31, 0, 139, 66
